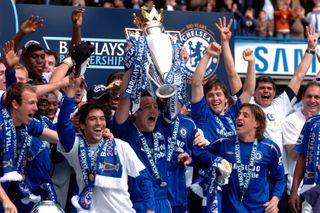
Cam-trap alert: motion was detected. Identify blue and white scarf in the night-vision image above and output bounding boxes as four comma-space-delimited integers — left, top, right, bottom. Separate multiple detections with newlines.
73, 134, 123, 211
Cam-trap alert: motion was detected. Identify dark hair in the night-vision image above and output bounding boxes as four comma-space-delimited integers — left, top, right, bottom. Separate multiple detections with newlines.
239, 103, 266, 141
78, 103, 111, 127
5, 83, 36, 109
105, 71, 124, 86
256, 76, 276, 91
203, 78, 234, 105
44, 49, 58, 65
302, 81, 320, 96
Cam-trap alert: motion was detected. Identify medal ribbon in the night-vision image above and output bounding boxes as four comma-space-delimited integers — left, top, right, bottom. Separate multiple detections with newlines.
214, 115, 236, 136
134, 124, 165, 184
78, 134, 106, 184
167, 117, 180, 162
235, 137, 257, 200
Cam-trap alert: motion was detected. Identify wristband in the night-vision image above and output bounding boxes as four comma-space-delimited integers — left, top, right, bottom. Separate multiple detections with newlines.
306, 48, 315, 55
62, 56, 75, 68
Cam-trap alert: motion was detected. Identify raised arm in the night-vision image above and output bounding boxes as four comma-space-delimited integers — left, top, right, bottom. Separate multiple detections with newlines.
115, 69, 132, 124
2, 40, 20, 88
239, 48, 256, 103
69, 8, 85, 53
288, 26, 319, 95
191, 42, 222, 103
56, 76, 79, 152
216, 17, 242, 95
12, 16, 44, 51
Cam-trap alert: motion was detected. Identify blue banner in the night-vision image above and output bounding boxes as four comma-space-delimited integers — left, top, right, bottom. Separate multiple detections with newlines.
1, 1, 232, 87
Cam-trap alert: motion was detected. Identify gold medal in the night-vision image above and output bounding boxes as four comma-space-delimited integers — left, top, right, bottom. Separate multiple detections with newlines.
89, 173, 95, 182
240, 195, 244, 202
160, 182, 167, 187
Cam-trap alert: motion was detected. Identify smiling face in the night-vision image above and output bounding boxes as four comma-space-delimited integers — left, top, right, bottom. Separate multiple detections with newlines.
45, 93, 58, 121
302, 84, 320, 117
12, 89, 38, 126
80, 109, 106, 144
134, 96, 159, 132
236, 106, 259, 141
254, 82, 276, 108
205, 85, 228, 115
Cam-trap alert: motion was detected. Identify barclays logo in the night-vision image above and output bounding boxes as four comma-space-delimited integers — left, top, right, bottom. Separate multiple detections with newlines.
43, 36, 127, 70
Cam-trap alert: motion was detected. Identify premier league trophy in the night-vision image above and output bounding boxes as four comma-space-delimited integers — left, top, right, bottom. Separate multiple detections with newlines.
124, 5, 187, 121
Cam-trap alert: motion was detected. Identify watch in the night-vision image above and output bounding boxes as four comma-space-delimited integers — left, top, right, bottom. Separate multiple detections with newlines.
305, 48, 315, 55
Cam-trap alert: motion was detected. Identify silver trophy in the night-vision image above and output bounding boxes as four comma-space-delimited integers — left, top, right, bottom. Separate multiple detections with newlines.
30, 200, 65, 213
131, 6, 178, 99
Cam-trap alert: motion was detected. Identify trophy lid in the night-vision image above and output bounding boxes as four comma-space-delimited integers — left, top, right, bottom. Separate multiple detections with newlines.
133, 5, 164, 32
30, 200, 65, 213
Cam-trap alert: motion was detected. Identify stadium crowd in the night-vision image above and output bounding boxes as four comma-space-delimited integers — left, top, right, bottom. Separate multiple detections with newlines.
0, 1, 320, 213
13, 0, 320, 38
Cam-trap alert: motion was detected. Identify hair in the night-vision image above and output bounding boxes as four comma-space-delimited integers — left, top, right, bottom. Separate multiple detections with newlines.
5, 83, 36, 109
78, 103, 111, 127
105, 71, 124, 86
14, 63, 29, 78
255, 76, 276, 91
239, 103, 266, 141
203, 78, 234, 105
302, 81, 320, 96
44, 49, 58, 65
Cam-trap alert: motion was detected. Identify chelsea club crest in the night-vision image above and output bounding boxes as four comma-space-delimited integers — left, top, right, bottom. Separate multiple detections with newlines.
180, 24, 219, 80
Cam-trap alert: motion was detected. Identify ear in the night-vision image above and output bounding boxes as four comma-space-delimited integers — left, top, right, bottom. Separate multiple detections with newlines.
80, 123, 85, 130
254, 120, 259, 129
12, 100, 19, 110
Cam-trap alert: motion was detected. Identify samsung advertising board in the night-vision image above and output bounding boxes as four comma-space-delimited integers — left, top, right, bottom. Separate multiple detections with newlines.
1, 0, 232, 88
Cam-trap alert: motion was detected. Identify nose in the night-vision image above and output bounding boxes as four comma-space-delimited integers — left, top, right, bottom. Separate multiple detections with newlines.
34, 103, 38, 112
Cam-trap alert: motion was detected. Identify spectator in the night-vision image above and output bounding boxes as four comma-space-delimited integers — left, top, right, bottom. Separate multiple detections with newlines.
290, 5, 309, 38
255, 9, 273, 37
274, 0, 294, 38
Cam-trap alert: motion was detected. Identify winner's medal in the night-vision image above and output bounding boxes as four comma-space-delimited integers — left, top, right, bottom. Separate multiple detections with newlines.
89, 173, 95, 182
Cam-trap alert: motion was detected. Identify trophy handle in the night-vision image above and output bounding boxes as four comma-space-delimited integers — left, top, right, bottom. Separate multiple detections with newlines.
156, 84, 177, 98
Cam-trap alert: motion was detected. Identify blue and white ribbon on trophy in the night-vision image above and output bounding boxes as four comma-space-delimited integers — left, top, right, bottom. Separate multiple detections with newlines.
123, 36, 187, 121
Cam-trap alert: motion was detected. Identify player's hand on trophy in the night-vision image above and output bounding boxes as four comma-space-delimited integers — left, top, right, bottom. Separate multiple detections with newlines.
242, 48, 255, 62
180, 47, 189, 63
19, 16, 44, 35
215, 16, 233, 43
72, 7, 85, 28
206, 42, 222, 57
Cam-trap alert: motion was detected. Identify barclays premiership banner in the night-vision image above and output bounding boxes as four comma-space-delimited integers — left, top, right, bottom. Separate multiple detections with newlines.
0, 0, 232, 87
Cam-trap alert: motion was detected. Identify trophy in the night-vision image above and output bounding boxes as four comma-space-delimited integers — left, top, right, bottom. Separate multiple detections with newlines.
124, 6, 187, 120
30, 200, 65, 213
